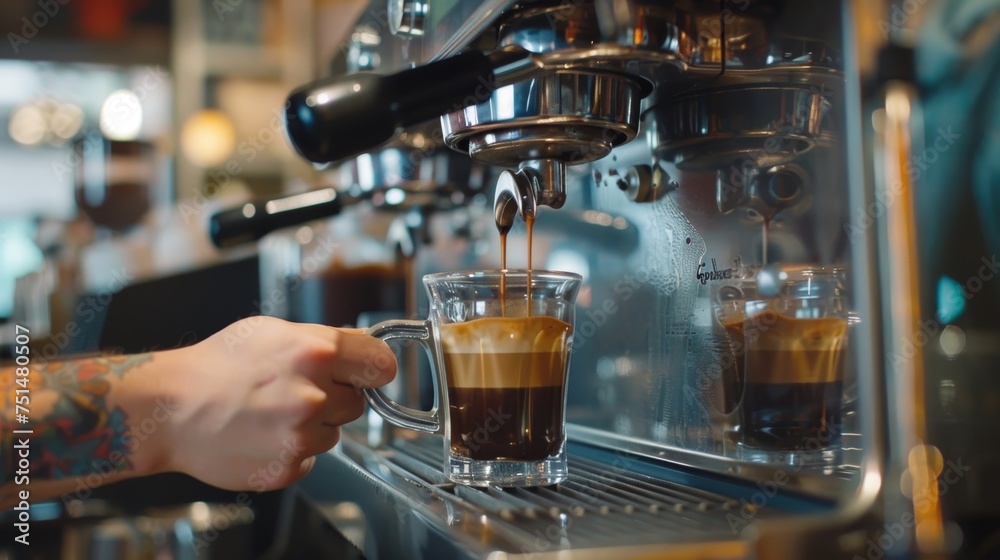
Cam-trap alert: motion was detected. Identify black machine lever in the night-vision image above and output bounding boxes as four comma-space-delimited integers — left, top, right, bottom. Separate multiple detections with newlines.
284, 46, 540, 164
208, 184, 468, 248
209, 188, 345, 248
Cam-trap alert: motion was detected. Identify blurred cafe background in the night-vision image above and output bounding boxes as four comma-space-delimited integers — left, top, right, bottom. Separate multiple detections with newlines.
0, 1, 375, 353
2, 0, 1000, 559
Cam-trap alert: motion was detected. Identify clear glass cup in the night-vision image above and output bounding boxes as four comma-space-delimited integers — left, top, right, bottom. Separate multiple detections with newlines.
363, 270, 581, 487
737, 266, 850, 466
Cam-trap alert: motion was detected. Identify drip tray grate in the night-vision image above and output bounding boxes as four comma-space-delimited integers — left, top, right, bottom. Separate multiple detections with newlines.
337, 434, 775, 556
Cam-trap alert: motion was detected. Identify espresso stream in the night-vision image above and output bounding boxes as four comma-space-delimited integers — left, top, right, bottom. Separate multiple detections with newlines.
441, 316, 572, 461
499, 231, 508, 309
526, 215, 534, 310
499, 215, 535, 316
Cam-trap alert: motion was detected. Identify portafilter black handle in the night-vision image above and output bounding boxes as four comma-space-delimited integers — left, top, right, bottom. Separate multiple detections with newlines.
209, 188, 345, 248
284, 47, 539, 164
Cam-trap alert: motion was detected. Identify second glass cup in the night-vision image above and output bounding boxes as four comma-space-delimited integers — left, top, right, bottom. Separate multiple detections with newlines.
363, 270, 581, 487
736, 267, 850, 466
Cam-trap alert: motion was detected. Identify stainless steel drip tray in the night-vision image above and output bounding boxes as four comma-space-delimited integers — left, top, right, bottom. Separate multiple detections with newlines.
299, 430, 839, 560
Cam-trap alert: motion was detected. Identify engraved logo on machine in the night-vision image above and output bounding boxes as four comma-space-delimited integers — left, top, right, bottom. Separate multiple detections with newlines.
697, 257, 735, 284
696, 256, 759, 285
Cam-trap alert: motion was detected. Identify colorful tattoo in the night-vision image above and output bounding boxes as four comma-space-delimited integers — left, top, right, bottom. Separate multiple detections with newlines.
1, 353, 152, 484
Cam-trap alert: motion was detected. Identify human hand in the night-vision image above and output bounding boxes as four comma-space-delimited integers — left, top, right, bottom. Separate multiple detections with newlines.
154, 316, 396, 491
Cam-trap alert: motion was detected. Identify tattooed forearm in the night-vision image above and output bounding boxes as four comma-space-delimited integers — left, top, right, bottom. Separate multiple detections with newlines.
1, 353, 153, 485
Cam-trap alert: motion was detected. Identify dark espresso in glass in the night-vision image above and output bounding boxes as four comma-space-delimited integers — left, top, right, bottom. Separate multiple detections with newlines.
73, 139, 152, 232
740, 310, 848, 451
440, 316, 572, 461
288, 263, 406, 326
75, 183, 151, 232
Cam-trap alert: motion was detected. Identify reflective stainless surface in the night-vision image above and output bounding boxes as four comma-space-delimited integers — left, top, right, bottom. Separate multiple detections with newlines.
411, 0, 844, 84
428, 0, 519, 62
494, 160, 566, 232
286, 0, 1000, 558
295, 2, 865, 558
650, 86, 833, 171
716, 164, 809, 220
302, 430, 791, 559
387, 0, 429, 38
443, 71, 644, 166
335, 144, 487, 209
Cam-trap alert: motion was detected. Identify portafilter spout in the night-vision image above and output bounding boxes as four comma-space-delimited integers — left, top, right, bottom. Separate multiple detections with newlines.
494, 160, 566, 234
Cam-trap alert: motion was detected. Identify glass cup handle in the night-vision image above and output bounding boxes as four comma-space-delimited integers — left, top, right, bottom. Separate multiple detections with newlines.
362, 319, 440, 433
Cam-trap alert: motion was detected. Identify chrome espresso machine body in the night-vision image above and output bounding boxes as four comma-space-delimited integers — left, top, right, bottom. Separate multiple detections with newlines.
262, 1, 1000, 559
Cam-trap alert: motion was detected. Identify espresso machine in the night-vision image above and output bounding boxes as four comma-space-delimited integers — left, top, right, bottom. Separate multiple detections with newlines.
233, 0, 1000, 558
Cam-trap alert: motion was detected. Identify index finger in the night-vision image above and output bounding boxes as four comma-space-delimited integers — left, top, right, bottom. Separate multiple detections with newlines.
322, 327, 398, 389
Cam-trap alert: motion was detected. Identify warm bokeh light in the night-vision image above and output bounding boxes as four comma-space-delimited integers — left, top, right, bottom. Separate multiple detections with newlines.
180, 109, 237, 168
9, 100, 87, 146
939, 325, 966, 358
100, 89, 143, 140
8, 104, 47, 146
50, 102, 84, 140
